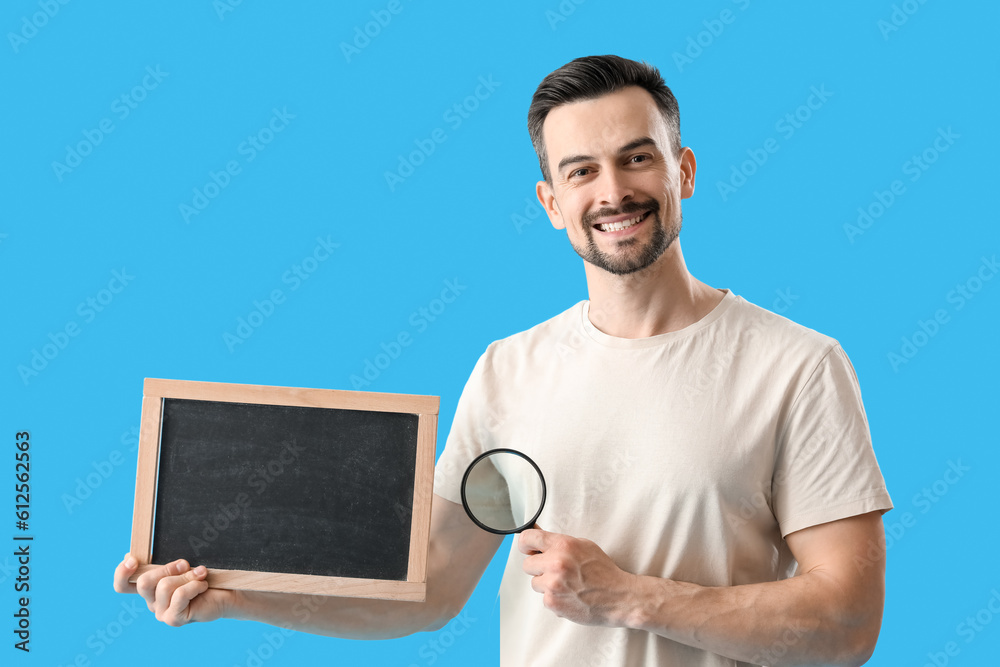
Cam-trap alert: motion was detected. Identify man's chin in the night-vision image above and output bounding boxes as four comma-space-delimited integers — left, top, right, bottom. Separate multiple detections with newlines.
575, 232, 677, 276
577, 249, 661, 276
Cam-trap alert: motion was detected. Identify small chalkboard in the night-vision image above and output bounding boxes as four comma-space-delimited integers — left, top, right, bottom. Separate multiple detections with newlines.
129, 378, 437, 601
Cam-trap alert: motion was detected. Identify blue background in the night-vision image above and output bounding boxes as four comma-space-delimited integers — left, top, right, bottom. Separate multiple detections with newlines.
2, 1, 997, 665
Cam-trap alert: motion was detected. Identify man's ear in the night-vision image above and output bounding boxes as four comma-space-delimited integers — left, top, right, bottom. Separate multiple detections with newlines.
679, 147, 697, 199
536, 180, 564, 230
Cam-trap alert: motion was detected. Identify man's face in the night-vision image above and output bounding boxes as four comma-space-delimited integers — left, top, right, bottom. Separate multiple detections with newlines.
536, 86, 696, 276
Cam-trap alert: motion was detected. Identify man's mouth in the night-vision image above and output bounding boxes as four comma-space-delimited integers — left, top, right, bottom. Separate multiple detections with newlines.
594, 210, 650, 233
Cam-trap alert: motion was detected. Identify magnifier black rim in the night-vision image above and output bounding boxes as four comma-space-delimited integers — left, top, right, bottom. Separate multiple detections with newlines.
460, 448, 547, 535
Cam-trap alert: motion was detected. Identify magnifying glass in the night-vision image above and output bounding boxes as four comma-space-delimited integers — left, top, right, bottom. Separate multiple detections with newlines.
460, 449, 546, 534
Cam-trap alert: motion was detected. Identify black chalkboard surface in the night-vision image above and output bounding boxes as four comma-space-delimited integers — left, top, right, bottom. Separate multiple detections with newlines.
153, 398, 418, 581
130, 379, 438, 600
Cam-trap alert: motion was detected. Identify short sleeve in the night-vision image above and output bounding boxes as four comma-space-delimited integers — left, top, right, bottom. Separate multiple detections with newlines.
772, 344, 893, 537
434, 351, 497, 506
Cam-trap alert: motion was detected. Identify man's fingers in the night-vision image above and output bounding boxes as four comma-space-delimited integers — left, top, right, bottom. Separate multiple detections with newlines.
159, 577, 210, 627
522, 552, 548, 577
115, 555, 214, 627
517, 527, 552, 555
135, 559, 191, 610
153, 564, 207, 617
113, 553, 139, 594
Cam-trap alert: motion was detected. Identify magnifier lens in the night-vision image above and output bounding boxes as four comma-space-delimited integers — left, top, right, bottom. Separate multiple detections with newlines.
461, 449, 545, 534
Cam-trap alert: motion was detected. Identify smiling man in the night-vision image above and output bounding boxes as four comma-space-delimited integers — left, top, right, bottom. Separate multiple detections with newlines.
115, 55, 892, 667
434, 55, 893, 666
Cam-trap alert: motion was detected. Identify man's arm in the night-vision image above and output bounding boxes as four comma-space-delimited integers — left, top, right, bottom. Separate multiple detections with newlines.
113, 493, 503, 638
519, 510, 886, 667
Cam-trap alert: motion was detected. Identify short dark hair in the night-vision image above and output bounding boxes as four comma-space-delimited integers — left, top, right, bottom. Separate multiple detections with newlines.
527, 55, 682, 183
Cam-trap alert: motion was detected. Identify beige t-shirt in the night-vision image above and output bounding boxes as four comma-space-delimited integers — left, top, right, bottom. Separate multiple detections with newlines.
434, 289, 893, 666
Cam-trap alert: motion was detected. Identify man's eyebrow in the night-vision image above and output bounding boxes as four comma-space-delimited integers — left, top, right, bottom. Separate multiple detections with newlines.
556, 137, 659, 173
618, 137, 657, 154
557, 152, 595, 173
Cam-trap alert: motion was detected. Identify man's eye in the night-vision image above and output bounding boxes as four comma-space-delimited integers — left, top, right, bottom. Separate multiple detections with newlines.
571, 168, 590, 177
630, 155, 648, 164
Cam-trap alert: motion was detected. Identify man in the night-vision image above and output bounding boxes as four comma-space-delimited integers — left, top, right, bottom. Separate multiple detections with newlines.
115, 55, 892, 666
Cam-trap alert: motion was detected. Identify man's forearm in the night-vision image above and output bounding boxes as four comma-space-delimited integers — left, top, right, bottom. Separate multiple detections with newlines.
226, 588, 449, 640
221, 495, 502, 640
620, 571, 879, 667
519, 513, 885, 665
223, 539, 476, 639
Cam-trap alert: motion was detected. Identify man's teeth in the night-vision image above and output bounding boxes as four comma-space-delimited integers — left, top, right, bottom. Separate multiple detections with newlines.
598, 213, 644, 232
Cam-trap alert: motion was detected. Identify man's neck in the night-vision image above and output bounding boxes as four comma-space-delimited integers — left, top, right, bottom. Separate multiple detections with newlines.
583, 239, 724, 339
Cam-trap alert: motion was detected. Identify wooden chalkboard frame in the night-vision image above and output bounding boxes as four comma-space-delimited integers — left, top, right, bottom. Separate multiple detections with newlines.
129, 378, 438, 601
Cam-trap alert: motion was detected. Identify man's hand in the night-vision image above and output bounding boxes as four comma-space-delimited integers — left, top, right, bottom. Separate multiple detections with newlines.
518, 528, 637, 627
110, 495, 503, 638
517, 513, 886, 666
113, 554, 236, 626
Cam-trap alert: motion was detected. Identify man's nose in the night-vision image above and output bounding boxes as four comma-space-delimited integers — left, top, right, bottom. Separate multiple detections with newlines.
596, 167, 634, 207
